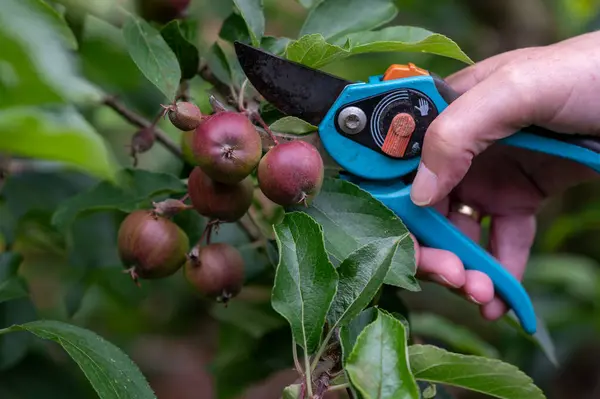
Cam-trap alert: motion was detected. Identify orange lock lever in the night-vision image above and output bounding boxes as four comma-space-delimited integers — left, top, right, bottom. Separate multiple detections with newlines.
382, 63, 429, 81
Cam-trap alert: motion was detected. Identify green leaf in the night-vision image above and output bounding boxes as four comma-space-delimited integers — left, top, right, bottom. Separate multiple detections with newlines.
209, 301, 286, 339
223, 43, 247, 88
0, 252, 27, 304
34, 0, 78, 50
300, 0, 397, 40
160, 20, 200, 80
346, 309, 419, 399
232, 0, 265, 47
206, 42, 232, 86
340, 307, 377, 366
286, 34, 346, 69
51, 168, 187, 231
410, 313, 499, 358
344, 26, 473, 65
122, 15, 181, 101
261, 36, 292, 55
286, 29, 472, 70
292, 177, 419, 290
3, 320, 157, 399
269, 116, 318, 135
0, 107, 117, 181
0, 0, 100, 108
271, 212, 338, 354
409, 345, 546, 399
328, 238, 400, 328
179, 19, 198, 43
283, 384, 302, 399
219, 12, 251, 45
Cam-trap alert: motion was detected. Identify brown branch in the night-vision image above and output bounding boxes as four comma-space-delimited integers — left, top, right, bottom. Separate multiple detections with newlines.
103, 96, 183, 158
313, 372, 331, 399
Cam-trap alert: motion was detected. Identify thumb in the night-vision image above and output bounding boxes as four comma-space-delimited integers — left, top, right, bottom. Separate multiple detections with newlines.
410, 69, 534, 206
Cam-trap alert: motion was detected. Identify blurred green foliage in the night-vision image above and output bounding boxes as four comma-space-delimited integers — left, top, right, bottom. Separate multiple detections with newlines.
1, 0, 600, 398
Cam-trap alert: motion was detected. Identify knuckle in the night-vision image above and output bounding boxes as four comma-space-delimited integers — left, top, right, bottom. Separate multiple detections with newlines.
496, 64, 537, 119
424, 117, 466, 159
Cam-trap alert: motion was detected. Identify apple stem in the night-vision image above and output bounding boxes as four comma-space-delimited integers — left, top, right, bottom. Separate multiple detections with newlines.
250, 111, 279, 145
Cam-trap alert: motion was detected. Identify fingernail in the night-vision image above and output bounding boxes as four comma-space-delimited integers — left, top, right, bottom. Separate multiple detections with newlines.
431, 274, 460, 289
410, 162, 438, 206
467, 295, 482, 305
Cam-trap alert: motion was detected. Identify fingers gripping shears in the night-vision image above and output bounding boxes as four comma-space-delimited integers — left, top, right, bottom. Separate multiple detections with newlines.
234, 41, 600, 335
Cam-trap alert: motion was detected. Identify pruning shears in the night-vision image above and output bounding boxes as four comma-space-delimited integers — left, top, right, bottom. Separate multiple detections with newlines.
234, 41, 600, 335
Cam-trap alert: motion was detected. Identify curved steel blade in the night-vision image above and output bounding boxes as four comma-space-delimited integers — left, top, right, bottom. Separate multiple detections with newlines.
234, 41, 352, 126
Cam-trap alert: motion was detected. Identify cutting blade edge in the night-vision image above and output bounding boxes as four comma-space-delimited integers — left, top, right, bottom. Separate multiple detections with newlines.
234, 41, 352, 126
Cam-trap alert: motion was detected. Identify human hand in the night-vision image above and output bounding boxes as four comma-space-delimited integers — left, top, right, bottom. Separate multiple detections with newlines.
409, 31, 600, 321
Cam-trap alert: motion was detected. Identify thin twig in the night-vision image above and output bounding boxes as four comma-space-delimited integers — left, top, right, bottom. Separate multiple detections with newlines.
238, 78, 249, 111
103, 96, 183, 158
250, 111, 279, 145
195, 221, 216, 248
206, 223, 213, 245
313, 372, 331, 399
328, 383, 350, 392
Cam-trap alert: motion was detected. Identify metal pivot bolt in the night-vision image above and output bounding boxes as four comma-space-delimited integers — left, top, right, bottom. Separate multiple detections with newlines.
338, 106, 367, 135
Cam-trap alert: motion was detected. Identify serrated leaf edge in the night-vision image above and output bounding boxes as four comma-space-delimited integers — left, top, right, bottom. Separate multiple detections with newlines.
409, 344, 547, 399
307, 177, 419, 289
3, 320, 157, 399
287, 26, 473, 70
232, 0, 265, 47
346, 309, 419, 399
299, 0, 399, 41
328, 237, 402, 328
123, 16, 181, 101
271, 211, 338, 354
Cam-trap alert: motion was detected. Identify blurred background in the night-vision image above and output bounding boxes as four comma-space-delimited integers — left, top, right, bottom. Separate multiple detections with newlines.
2, 0, 600, 398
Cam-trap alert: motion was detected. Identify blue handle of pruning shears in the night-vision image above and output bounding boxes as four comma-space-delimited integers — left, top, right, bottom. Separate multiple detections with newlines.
360, 179, 539, 333
319, 74, 600, 335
